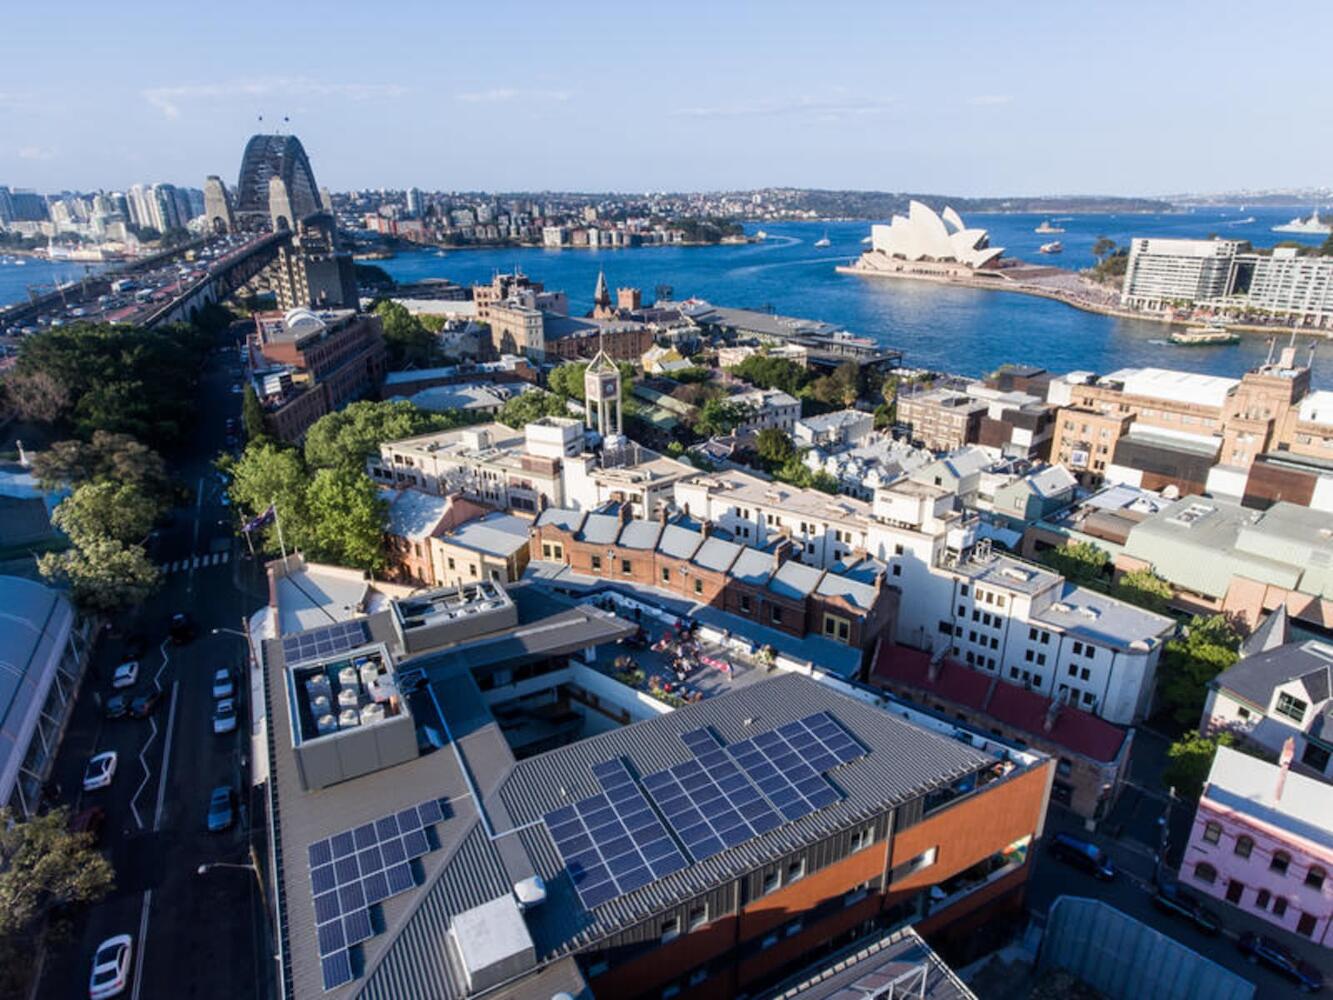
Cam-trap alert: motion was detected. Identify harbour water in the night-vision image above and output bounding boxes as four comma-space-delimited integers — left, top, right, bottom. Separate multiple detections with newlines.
3, 207, 1328, 386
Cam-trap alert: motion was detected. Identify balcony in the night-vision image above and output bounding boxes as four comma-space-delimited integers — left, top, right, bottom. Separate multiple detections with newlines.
927, 837, 1031, 914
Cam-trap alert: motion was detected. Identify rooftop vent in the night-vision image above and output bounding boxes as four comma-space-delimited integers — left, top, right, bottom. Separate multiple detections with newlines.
513, 876, 546, 911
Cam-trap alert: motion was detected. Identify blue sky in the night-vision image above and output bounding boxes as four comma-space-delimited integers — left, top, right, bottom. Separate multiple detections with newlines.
3, 1, 1331, 196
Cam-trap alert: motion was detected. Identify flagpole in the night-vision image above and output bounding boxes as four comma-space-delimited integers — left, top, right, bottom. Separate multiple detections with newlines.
272, 497, 288, 562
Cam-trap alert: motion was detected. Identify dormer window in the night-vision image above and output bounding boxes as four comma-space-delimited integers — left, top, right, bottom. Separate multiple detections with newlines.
1275, 692, 1308, 725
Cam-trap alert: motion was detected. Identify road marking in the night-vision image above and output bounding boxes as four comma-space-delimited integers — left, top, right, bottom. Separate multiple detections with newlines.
130, 641, 173, 830
130, 889, 152, 1000
187, 475, 203, 595
153, 681, 180, 832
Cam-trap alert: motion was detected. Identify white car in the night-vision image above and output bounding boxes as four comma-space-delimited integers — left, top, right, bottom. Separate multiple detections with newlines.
112, 661, 139, 689
211, 669, 234, 699
89, 934, 133, 999
82, 751, 118, 791
212, 699, 237, 735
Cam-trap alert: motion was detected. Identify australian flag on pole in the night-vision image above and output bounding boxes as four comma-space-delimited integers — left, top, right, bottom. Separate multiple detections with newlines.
242, 503, 277, 534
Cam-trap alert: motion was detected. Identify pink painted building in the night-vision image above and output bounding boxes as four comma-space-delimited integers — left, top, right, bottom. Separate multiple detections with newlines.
1182, 744, 1333, 947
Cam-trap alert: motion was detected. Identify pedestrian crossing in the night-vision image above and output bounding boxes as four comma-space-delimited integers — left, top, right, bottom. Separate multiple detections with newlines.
161, 551, 231, 574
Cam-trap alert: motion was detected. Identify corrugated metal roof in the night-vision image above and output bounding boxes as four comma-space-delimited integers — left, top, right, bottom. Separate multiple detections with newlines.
617, 520, 663, 550
730, 547, 775, 586
657, 523, 704, 560
692, 536, 742, 573
768, 561, 823, 600
576, 513, 622, 545
535, 508, 584, 533
814, 572, 879, 611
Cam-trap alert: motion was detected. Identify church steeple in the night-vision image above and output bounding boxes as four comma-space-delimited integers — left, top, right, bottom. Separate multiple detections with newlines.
593, 269, 610, 310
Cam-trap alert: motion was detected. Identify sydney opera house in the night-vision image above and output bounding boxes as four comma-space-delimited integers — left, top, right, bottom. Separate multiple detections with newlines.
844, 200, 1006, 279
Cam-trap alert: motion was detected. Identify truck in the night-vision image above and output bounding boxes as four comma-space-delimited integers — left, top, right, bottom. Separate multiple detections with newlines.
111, 278, 137, 294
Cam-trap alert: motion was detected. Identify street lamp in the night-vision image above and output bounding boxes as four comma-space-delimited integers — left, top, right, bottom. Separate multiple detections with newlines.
211, 627, 248, 639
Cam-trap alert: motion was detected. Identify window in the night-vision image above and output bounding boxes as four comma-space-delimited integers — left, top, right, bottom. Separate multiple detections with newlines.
1036, 653, 1047, 667
892, 564, 902, 577
938, 620, 953, 635
448, 557, 456, 570
1306, 866, 1326, 891
1040, 632, 1050, 645
844, 881, 871, 907
1275, 692, 1308, 724
1302, 742, 1331, 771
1255, 888, 1271, 910
541, 543, 552, 559
787, 858, 806, 882
1297, 911, 1316, 937
972, 610, 980, 622
660, 916, 681, 943
662, 985, 681, 1000
1234, 835, 1253, 859
1067, 663, 1078, 677
785, 918, 803, 937
1010, 667, 1020, 679
661, 567, 670, 583
968, 630, 977, 643
1194, 862, 1217, 884
850, 826, 874, 851
891, 847, 938, 883
761, 932, 779, 950
590, 555, 602, 571
1202, 822, 1222, 845
1028, 627, 1038, 641
959, 585, 969, 597
1080, 667, 1090, 681
621, 558, 633, 575
762, 870, 780, 894
1271, 851, 1291, 875
740, 594, 752, 614
687, 905, 707, 931
996, 595, 1006, 608
1273, 897, 1288, 917
771, 607, 783, 625
1072, 641, 1083, 655
694, 578, 703, 595
1025, 649, 1034, 663
688, 969, 708, 987
824, 614, 851, 643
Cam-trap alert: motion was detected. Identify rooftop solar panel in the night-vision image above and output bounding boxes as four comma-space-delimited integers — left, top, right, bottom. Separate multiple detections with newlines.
321, 950, 353, 991
282, 620, 371, 666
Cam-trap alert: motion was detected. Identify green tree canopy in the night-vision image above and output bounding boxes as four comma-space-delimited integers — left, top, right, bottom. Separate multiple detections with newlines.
1091, 236, 1117, 260
304, 467, 388, 573
51, 481, 160, 548
373, 300, 437, 368
1158, 614, 1241, 725
0, 806, 114, 937
809, 361, 863, 408
303, 399, 467, 472
1039, 541, 1110, 588
37, 535, 159, 613
547, 361, 636, 403
755, 427, 795, 466
30, 431, 171, 503
696, 398, 751, 437
222, 440, 311, 553
497, 390, 572, 429
1162, 732, 1235, 801
242, 384, 267, 442
728, 355, 811, 397
1114, 567, 1175, 614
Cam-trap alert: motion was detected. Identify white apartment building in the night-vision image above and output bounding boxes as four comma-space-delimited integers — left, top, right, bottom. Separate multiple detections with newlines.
1239, 247, 1333, 325
1121, 238, 1244, 310
729, 387, 801, 434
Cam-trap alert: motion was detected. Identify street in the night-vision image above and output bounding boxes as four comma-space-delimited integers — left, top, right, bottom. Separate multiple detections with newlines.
35, 323, 270, 1000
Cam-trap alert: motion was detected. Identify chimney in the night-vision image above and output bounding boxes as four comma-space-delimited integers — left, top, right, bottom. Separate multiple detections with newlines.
618, 503, 631, 526
536, 493, 549, 514
700, 519, 711, 539
682, 502, 691, 519
927, 646, 945, 683
1276, 736, 1295, 801
16, 440, 28, 468
772, 539, 791, 571
658, 504, 669, 526
873, 569, 885, 593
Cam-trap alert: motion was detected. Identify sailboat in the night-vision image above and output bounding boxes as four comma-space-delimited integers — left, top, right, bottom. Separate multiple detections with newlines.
813, 231, 831, 248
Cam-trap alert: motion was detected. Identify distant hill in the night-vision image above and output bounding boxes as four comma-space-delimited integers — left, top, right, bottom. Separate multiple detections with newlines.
771, 189, 1175, 217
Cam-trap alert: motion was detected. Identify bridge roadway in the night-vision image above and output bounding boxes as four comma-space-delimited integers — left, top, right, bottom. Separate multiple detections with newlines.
0, 231, 288, 332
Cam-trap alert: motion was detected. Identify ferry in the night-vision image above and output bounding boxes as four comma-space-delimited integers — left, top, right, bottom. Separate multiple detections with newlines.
1038, 241, 1063, 254
1272, 209, 1332, 235
1034, 220, 1065, 234
1169, 325, 1240, 347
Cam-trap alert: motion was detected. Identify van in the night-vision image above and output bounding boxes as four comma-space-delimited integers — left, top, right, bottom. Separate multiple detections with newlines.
1048, 832, 1115, 880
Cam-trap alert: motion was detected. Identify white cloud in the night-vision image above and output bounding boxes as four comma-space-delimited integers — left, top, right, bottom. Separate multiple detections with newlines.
967, 94, 1013, 106
17, 145, 53, 160
141, 78, 409, 119
453, 88, 570, 104
671, 95, 894, 119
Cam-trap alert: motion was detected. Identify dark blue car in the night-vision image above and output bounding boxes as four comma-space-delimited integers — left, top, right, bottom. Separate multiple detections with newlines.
206, 786, 235, 833
1048, 832, 1115, 880
1237, 932, 1323, 993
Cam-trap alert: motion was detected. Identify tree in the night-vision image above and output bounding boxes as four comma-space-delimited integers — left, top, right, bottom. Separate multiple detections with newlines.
354, 263, 395, 289
304, 467, 388, 573
1114, 568, 1174, 614
1039, 541, 1110, 587
1091, 236, 1116, 261
497, 390, 572, 429
547, 361, 636, 403
810, 361, 862, 408
37, 536, 159, 612
30, 431, 170, 503
303, 399, 464, 472
2, 370, 69, 423
728, 355, 810, 396
755, 427, 795, 467
809, 470, 840, 495
373, 300, 436, 367
1158, 614, 1241, 725
223, 441, 311, 554
242, 384, 267, 442
50, 481, 159, 547
0, 806, 114, 937
1162, 732, 1235, 801
696, 398, 750, 437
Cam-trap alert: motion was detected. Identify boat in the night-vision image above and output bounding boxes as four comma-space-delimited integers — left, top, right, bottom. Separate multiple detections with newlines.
860, 235, 872, 245
1034, 220, 1065, 234
1170, 325, 1240, 346
755, 230, 768, 240
1038, 241, 1063, 254
1272, 209, 1333, 235
813, 232, 832, 248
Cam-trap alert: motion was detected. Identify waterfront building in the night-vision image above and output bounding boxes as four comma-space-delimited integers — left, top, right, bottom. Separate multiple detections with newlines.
1120, 238, 1243, 310
246, 308, 387, 441
682, 303, 902, 370
1182, 745, 1332, 946
851, 201, 1004, 277
1203, 636, 1333, 781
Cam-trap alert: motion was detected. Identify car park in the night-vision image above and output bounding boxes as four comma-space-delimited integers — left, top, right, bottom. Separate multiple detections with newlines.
88, 934, 133, 999
82, 752, 118, 791
206, 786, 235, 832
111, 661, 139, 688
1237, 932, 1324, 992
212, 668, 234, 699
1047, 832, 1115, 880
213, 698, 237, 734
1151, 879, 1222, 935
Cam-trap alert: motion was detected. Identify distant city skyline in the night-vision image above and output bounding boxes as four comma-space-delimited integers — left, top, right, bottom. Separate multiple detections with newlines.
3, 1, 1332, 196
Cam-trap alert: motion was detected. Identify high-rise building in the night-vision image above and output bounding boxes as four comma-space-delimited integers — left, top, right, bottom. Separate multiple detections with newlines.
0, 185, 14, 224
405, 186, 422, 217
270, 212, 358, 311
1120, 238, 1242, 309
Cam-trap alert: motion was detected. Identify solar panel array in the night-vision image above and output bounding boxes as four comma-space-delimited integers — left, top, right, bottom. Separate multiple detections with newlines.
543, 759, 689, 909
543, 712, 867, 909
307, 798, 446, 991
282, 620, 370, 666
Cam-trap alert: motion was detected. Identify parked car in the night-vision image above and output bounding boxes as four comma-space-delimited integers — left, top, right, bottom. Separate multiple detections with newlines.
212, 699, 237, 734
69, 806, 107, 845
130, 690, 164, 718
169, 612, 195, 644
1151, 879, 1222, 935
206, 786, 235, 832
103, 694, 130, 720
82, 752, 118, 791
211, 668, 234, 699
122, 633, 149, 659
88, 934, 133, 999
1047, 832, 1115, 880
111, 661, 139, 689
1237, 932, 1324, 992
